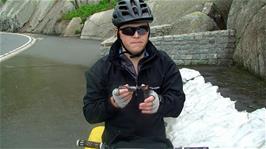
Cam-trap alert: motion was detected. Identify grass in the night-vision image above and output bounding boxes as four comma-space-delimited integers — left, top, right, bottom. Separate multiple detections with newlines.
63, 0, 116, 22
1, 0, 7, 4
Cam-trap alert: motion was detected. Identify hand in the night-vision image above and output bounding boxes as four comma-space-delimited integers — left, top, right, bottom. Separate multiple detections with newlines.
139, 90, 160, 114
111, 84, 133, 108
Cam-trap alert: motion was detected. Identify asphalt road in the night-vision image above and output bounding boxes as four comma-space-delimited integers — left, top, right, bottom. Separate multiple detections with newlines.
1, 33, 102, 149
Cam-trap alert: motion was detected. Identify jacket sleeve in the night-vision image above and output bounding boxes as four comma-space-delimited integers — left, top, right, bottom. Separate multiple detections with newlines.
83, 60, 118, 124
157, 53, 185, 118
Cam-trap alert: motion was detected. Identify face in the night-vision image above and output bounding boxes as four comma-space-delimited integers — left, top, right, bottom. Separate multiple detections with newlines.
118, 22, 149, 56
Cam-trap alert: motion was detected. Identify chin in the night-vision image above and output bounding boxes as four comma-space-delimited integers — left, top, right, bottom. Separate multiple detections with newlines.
132, 46, 145, 52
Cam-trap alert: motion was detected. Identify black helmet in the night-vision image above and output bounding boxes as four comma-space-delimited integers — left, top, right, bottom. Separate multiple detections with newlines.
112, 0, 153, 27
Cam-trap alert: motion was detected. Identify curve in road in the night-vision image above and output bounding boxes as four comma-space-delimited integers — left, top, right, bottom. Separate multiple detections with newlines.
0, 32, 36, 62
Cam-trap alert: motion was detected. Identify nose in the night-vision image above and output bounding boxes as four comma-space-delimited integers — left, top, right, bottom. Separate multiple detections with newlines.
132, 31, 140, 38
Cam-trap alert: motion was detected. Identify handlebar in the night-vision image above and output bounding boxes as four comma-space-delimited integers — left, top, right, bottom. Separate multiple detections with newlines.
118, 84, 160, 92
76, 139, 101, 149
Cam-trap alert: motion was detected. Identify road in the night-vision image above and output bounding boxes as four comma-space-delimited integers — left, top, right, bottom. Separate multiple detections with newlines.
0, 32, 36, 62
1, 33, 102, 149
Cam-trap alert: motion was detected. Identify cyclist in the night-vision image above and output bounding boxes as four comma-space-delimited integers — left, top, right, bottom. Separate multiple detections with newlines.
83, 0, 185, 148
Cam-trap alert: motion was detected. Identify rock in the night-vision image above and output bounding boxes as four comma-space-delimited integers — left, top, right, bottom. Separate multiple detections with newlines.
33, 0, 74, 34
148, 0, 205, 26
63, 17, 83, 37
0, 0, 37, 32
170, 11, 219, 35
101, 35, 116, 47
54, 20, 70, 35
227, 0, 266, 79
100, 35, 117, 56
0, 0, 74, 34
81, 9, 114, 40
0, 14, 19, 32
148, 0, 232, 29
80, 0, 100, 5
80, 0, 232, 39
202, 2, 225, 29
150, 24, 172, 37
20, 0, 57, 33
213, 0, 233, 24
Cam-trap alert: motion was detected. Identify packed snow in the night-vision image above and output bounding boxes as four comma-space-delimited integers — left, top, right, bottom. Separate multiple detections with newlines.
165, 68, 266, 149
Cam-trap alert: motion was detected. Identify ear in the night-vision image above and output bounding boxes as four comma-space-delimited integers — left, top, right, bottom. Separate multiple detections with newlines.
113, 28, 118, 33
112, 28, 118, 37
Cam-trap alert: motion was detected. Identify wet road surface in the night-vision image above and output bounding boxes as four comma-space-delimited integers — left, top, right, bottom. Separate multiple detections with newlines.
0, 32, 30, 54
1, 34, 102, 149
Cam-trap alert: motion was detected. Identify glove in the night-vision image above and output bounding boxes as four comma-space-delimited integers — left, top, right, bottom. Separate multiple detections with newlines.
112, 88, 131, 108
140, 90, 160, 114
148, 90, 160, 113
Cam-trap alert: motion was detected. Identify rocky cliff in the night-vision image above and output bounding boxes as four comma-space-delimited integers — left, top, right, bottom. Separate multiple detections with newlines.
227, 0, 266, 79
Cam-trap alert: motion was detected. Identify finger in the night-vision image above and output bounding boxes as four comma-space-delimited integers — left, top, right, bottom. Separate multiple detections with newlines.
125, 91, 133, 98
139, 102, 153, 110
119, 90, 133, 98
144, 96, 154, 103
121, 92, 133, 101
118, 88, 132, 95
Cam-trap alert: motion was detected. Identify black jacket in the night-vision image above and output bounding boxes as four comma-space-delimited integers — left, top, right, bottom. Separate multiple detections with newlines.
83, 39, 185, 148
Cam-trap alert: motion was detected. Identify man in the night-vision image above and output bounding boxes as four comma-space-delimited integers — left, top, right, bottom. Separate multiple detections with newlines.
83, 0, 185, 148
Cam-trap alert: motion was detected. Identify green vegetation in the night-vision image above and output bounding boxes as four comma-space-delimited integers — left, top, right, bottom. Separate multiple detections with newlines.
63, 0, 116, 22
1, 0, 7, 4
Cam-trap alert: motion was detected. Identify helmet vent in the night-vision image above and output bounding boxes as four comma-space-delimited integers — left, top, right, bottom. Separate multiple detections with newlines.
122, 11, 129, 16
119, 6, 128, 10
119, 1, 126, 5
130, 0, 137, 6
133, 7, 138, 15
142, 8, 148, 14
140, 3, 147, 8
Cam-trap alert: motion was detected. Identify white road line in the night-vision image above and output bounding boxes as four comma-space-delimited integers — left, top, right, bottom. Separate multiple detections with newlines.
0, 32, 36, 62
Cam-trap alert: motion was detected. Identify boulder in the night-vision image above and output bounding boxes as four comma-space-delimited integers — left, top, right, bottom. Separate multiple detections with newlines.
33, 0, 74, 34
54, 20, 70, 35
20, 0, 57, 33
202, 2, 225, 29
63, 17, 83, 37
0, 0, 37, 32
227, 0, 266, 79
148, 0, 233, 29
170, 11, 219, 35
81, 9, 114, 40
79, 0, 100, 5
79, 0, 233, 39
150, 24, 172, 37
0, 0, 74, 34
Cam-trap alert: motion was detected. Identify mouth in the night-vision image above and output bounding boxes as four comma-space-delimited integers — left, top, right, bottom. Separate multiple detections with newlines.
130, 41, 143, 44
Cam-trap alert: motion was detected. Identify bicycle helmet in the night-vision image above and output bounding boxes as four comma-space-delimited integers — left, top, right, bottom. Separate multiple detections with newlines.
112, 0, 153, 27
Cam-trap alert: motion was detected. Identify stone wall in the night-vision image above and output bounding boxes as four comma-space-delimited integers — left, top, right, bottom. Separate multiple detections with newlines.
101, 30, 236, 66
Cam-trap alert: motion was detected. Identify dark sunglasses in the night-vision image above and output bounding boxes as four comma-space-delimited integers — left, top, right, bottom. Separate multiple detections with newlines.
119, 25, 149, 36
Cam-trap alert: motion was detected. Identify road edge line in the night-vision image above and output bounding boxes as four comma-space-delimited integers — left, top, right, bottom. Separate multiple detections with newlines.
0, 32, 36, 62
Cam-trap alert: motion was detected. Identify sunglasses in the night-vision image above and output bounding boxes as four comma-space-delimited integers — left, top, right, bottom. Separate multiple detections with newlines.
119, 25, 149, 36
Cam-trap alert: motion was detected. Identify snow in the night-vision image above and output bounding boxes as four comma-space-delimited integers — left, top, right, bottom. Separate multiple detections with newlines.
165, 68, 266, 149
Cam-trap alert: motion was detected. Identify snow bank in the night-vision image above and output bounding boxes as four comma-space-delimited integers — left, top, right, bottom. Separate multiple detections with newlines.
165, 68, 266, 149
